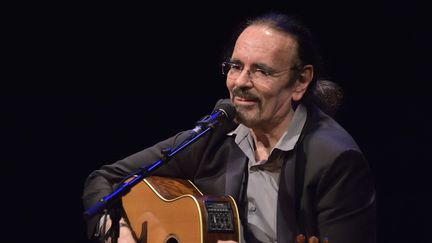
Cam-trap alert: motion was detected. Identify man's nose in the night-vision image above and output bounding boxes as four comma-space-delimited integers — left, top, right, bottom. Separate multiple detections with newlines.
234, 69, 253, 87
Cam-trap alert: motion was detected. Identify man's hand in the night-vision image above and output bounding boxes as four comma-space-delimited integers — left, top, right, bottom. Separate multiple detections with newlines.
102, 217, 136, 243
104, 225, 136, 243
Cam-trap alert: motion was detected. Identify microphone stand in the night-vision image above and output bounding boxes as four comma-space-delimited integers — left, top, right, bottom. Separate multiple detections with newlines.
84, 108, 228, 242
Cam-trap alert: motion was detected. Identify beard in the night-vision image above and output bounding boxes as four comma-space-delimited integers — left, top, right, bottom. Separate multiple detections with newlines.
231, 87, 262, 127
235, 103, 261, 127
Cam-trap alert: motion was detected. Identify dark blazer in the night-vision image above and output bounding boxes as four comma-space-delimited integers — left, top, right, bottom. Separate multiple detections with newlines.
82, 104, 376, 243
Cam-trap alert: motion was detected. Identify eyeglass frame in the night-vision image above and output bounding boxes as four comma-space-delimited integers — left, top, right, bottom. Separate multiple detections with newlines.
221, 61, 302, 82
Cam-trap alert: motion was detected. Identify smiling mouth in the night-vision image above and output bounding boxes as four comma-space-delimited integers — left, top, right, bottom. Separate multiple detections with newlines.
234, 96, 259, 105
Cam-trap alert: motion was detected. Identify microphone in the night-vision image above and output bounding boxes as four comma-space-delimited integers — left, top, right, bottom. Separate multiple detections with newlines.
191, 99, 236, 135
84, 99, 236, 219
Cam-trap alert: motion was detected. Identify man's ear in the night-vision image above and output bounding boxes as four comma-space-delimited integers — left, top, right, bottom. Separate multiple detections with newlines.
292, 64, 313, 101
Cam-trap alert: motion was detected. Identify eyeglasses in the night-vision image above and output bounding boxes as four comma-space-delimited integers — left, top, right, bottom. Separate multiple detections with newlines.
221, 61, 301, 82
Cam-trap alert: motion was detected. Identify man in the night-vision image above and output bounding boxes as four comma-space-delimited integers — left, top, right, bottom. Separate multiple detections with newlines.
83, 13, 376, 243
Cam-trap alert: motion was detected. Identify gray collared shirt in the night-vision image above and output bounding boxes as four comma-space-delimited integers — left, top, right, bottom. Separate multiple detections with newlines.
228, 104, 307, 243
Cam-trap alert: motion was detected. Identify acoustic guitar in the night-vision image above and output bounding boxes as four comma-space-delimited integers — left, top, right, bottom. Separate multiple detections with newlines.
121, 176, 241, 243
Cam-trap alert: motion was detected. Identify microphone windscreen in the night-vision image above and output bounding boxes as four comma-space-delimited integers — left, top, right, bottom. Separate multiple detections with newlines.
214, 99, 236, 121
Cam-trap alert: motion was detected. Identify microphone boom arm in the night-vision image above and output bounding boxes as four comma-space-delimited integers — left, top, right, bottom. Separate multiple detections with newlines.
84, 108, 230, 218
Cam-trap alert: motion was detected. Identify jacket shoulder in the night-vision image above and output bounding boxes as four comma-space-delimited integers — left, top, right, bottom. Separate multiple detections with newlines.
302, 106, 363, 172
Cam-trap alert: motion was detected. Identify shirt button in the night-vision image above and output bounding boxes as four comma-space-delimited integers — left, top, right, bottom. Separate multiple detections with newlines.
249, 205, 256, 213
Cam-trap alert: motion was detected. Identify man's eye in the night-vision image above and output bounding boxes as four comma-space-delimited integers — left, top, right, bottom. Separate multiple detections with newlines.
231, 64, 242, 71
256, 68, 271, 76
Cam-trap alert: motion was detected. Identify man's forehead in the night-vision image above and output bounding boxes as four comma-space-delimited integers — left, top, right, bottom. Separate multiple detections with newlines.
233, 25, 298, 66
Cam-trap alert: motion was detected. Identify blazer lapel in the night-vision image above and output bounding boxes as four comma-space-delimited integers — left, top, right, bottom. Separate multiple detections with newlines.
277, 150, 297, 242
225, 143, 247, 201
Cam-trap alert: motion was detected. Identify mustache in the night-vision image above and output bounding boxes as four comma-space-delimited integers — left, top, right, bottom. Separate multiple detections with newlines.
232, 88, 260, 101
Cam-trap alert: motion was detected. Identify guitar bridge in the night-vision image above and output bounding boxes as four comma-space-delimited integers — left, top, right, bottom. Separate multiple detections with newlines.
204, 201, 235, 233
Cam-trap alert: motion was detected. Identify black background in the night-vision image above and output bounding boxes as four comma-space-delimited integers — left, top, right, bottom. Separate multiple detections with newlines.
3, 1, 430, 242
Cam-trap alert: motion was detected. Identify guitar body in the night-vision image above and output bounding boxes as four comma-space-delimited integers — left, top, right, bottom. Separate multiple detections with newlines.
122, 176, 241, 243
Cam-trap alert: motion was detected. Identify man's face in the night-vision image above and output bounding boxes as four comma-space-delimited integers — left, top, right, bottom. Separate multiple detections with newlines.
226, 25, 302, 129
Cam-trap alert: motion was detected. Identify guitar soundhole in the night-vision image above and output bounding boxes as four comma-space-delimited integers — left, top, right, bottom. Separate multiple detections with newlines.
164, 235, 179, 243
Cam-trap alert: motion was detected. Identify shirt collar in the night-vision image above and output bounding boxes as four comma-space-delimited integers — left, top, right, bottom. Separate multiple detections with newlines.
228, 103, 307, 152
